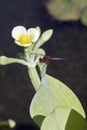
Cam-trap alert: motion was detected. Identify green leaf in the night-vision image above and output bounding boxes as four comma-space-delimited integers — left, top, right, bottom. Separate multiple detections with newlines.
81, 8, 87, 26
30, 74, 85, 126
41, 107, 87, 130
46, 74, 85, 117
33, 29, 53, 50
0, 56, 28, 66
45, 0, 87, 21
41, 29, 53, 42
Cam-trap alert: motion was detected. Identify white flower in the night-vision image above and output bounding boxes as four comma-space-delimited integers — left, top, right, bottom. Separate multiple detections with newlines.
11, 26, 40, 47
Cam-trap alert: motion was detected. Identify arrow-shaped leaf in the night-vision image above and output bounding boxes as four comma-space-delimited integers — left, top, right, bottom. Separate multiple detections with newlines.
30, 74, 85, 126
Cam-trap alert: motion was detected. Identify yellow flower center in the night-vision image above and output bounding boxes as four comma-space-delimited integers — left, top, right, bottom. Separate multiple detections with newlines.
18, 35, 33, 44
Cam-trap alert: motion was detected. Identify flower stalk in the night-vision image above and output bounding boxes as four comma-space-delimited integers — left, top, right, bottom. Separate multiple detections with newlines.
28, 67, 41, 91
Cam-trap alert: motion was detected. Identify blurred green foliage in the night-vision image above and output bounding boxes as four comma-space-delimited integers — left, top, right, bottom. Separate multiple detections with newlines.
45, 0, 87, 26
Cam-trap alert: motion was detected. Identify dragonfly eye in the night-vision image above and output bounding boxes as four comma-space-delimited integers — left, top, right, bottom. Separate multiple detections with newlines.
39, 57, 44, 62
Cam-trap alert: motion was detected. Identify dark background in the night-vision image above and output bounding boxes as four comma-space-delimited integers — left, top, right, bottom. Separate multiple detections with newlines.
0, 0, 87, 129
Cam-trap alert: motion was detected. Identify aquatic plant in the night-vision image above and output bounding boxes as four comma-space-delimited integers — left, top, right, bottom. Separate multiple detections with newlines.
0, 25, 87, 130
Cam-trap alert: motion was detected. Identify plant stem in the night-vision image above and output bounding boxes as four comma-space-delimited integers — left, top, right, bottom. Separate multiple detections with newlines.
24, 47, 41, 91
28, 67, 41, 91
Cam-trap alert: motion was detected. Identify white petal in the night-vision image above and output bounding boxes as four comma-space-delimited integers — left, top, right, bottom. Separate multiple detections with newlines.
27, 28, 40, 42
15, 40, 32, 47
11, 26, 26, 40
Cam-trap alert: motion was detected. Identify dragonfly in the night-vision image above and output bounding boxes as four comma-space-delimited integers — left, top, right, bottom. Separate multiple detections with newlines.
39, 55, 64, 63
